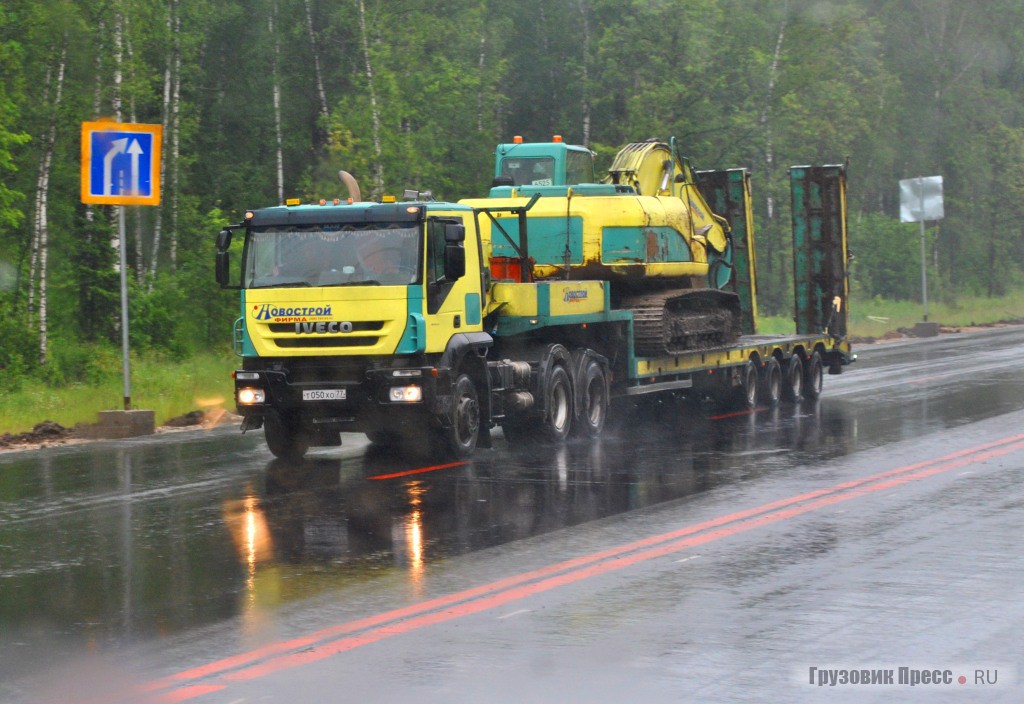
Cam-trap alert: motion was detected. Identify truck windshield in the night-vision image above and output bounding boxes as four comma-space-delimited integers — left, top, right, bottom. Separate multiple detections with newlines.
245, 223, 422, 288
500, 157, 555, 186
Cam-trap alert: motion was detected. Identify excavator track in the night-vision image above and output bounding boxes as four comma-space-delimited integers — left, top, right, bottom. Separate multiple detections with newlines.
626, 289, 742, 357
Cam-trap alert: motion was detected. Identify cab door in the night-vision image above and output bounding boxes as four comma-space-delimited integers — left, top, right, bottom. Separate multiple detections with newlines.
424, 215, 484, 353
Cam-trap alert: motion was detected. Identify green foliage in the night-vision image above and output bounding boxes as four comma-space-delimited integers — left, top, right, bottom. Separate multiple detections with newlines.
0, 6, 31, 232
848, 214, 921, 301
0, 295, 34, 392
38, 337, 120, 387
0, 0, 1023, 413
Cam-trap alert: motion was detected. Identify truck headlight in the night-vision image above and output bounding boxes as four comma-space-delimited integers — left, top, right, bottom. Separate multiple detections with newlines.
237, 387, 266, 405
389, 385, 422, 403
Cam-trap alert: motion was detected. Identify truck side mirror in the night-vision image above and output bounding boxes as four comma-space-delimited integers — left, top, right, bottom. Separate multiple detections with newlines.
216, 229, 232, 251
444, 222, 465, 243
443, 244, 465, 281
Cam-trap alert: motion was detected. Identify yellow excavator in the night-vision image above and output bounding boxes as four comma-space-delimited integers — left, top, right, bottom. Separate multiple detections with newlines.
460, 136, 744, 355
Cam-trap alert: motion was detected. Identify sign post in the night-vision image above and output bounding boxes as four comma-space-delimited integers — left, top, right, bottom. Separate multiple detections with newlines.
82, 121, 162, 412
899, 176, 944, 328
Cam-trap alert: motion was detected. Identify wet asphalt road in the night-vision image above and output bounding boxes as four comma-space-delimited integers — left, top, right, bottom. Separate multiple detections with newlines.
1, 327, 1023, 703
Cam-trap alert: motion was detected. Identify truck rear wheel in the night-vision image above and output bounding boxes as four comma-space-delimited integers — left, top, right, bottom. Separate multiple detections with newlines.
761, 357, 782, 406
574, 360, 608, 438
733, 359, 759, 410
803, 351, 824, 399
440, 373, 480, 458
264, 411, 309, 460
543, 365, 574, 441
782, 354, 804, 402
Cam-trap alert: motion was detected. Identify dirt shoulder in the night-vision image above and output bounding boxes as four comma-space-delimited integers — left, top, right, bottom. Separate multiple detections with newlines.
0, 410, 242, 454
848, 318, 1024, 345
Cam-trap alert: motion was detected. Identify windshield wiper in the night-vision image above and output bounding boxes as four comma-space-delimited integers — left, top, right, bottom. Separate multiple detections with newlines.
249, 280, 313, 288
321, 280, 381, 287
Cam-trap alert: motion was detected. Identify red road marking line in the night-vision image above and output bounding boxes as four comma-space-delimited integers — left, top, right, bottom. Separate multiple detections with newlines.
709, 407, 763, 421
158, 685, 225, 703
152, 432, 1024, 698
367, 460, 468, 481
220, 439, 1024, 683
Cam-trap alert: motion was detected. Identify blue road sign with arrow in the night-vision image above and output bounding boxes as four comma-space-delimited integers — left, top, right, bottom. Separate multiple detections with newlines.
81, 122, 162, 206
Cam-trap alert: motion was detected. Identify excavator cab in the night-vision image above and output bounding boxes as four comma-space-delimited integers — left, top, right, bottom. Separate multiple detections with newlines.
492, 137, 596, 189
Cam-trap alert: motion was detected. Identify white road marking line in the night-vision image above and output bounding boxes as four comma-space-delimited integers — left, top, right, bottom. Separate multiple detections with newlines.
497, 609, 532, 620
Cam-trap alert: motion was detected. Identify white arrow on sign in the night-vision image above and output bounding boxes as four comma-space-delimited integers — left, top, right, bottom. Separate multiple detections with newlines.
127, 139, 143, 195
103, 138, 129, 196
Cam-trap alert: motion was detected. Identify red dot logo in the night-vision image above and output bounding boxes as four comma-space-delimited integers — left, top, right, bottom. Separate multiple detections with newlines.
958, 675, 967, 685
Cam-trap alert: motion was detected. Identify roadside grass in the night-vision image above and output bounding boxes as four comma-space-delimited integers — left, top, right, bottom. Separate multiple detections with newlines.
758, 290, 1024, 338
0, 351, 236, 435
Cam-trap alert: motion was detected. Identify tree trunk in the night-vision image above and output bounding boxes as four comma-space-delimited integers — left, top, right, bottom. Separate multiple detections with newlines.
303, 0, 330, 141
112, 7, 125, 275
150, 0, 175, 287
170, 3, 182, 270
33, 40, 68, 365
357, 0, 384, 197
269, 1, 285, 203
477, 33, 485, 134
577, 0, 591, 146
760, 4, 787, 310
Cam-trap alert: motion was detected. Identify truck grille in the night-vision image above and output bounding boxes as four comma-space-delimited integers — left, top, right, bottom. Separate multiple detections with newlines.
274, 337, 381, 349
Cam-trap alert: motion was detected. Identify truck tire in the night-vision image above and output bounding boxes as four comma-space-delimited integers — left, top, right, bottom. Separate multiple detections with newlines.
264, 411, 309, 460
574, 360, 608, 438
761, 356, 782, 406
733, 359, 760, 410
803, 351, 824, 400
782, 354, 804, 402
440, 373, 480, 458
542, 365, 574, 441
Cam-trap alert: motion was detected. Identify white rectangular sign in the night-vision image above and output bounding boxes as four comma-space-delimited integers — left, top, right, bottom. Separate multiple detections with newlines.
899, 176, 944, 222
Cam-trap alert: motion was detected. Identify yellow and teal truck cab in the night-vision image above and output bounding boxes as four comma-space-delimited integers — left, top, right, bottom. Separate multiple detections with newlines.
216, 198, 498, 459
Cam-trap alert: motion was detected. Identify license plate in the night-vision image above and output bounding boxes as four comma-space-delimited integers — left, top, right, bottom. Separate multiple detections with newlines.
302, 388, 346, 401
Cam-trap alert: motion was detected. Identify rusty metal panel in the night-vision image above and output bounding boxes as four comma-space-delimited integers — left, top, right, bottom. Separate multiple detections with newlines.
789, 164, 849, 339
696, 168, 758, 335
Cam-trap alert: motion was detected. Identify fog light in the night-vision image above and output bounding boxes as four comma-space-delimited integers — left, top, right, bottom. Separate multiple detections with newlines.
237, 387, 266, 404
389, 385, 422, 402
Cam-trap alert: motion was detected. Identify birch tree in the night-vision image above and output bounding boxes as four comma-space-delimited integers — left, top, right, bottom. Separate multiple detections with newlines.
29, 39, 67, 365
357, 0, 384, 197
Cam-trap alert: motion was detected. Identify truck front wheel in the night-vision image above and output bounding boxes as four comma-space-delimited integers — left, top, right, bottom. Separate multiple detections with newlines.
441, 373, 480, 458
264, 411, 309, 460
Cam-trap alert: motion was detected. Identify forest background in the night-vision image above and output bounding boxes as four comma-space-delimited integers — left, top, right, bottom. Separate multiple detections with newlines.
2, 0, 1024, 423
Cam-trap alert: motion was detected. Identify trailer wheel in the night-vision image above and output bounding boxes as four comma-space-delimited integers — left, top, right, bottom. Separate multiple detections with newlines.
803, 351, 824, 400
543, 365, 574, 441
264, 410, 309, 460
782, 354, 804, 402
733, 359, 760, 410
574, 360, 608, 438
761, 357, 782, 406
441, 373, 480, 458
